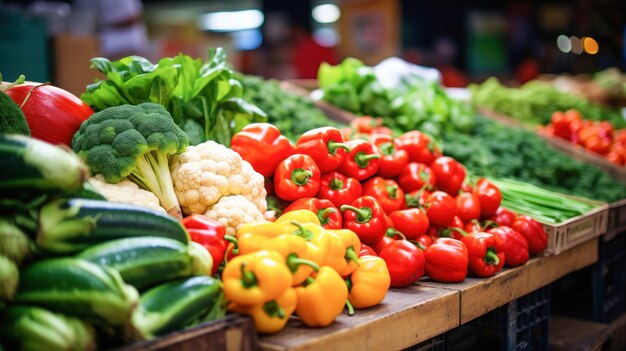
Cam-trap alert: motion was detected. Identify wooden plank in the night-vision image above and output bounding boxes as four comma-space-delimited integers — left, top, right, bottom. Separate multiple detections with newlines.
419, 238, 598, 324
259, 285, 459, 351
549, 316, 612, 351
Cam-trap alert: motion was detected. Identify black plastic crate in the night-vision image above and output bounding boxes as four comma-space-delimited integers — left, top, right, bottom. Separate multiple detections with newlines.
403, 333, 446, 351
446, 285, 551, 351
552, 233, 626, 323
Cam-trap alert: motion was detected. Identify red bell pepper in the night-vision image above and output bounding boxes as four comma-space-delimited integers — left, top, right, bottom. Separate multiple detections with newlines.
337, 139, 380, 181
350, 116, 383, 134
231, 123, 295, 177
405, 188, 432, 209
370, 134, 409, 178
512, 215, 548, 255
274, 154, 321, 201
359, 243, 377, 257
389, 208, 429, 240
473, 179, 502, 218
456, 192, 481, 223
415, 234, 433, 248
317, 171, 362, 208
431, 156, 466, 196
438, 217, 467, 240
397, 130, 441, 164
340, 196, 387, 245
487, 226, 529, 267
296, 127, 351, 173
424, 238, 469, 283
461, 232, 505, 277
371, 126, 394, 136
371, 235, 395, 255
283, 197, 342, 229
362, 177, 406, 215
182, 214, 236, 275
425, 191, 457, 227
379, 239, 425, 288
398, 162, 436, 193
487, 207, 517, 227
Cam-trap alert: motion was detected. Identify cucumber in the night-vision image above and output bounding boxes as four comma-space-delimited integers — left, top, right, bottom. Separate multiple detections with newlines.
37, 198, 189, 254
127, 276, 224, 340
0, 134, 88, 193
15, 258, 139, 325
77, 237, 210, 290
0, 254, 18, 301
0, 305, 96, 351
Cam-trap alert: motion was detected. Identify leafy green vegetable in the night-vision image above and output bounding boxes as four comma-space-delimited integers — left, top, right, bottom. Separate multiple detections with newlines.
239, 74, 343, 141
72, 103, 189, 218
470, 77, 626, 128
80, 49, 266, 146
0, 73, 29, 136
442, 115, 626, 202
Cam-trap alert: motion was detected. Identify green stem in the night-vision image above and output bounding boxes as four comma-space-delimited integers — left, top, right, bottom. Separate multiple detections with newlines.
286, 253, 319, 273
317, 208, 336, 225
386, 185, 398, 199
263, 300, 285, 319
379, 142, 395, 156
385, 227, 406, 240
484, 249, 500, 266
328, 140, 351, 155
240, 263, 257, 288
290, 220, 314, 241
344, 246, 360, 265
340, 205, 372, 223
0, 73, 25, 92
224, 235, 239, 254
330, 178, 344, 190
411, 240, 426, 251
354, 152, 379, 168
346, 299, 355, 316
291, 168, 312, 185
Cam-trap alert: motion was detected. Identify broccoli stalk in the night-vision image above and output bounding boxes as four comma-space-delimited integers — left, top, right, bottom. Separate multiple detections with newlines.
72, 103, 189, 219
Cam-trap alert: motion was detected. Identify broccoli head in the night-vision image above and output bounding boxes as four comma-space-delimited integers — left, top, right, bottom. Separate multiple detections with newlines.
72, 103, 189, 219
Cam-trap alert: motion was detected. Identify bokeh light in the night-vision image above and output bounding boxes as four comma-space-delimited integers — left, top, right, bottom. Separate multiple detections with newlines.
582, 37, 599, 54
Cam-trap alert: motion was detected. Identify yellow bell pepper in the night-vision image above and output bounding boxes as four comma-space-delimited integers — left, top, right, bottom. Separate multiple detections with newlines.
278, 220, 331, 283
230, 287, 297, 334
236, 221, 280, 239
346, 255, 390, 310
325, 229, 361, 277
275, 209, 320, 226
222, 250, 292, 306
294, 266, 348, 327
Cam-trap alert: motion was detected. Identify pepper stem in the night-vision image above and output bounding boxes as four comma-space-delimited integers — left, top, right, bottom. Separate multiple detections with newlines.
411, 240, 426, 251
448, 227, 469, 237
0, 73, 25, 92
224, 235, 239, 254
354, 152, 380, 169
290, 220, 314, 241
329, 178, 344, 190
328, 140, 351, 155
385, 227, 406, 240
317, 208, 336, 225
240, 262, 258, 288
340, 205, 373, 223
346, 299, 355, 316
344, 246, 360, 265
291, 168, 312, 186
386, 185, 398, 199
484, 248, 500, 266
379, 142, 395, 156
263, 300, 286, 319
286, 253, 319, 273
344, 277, 353, 291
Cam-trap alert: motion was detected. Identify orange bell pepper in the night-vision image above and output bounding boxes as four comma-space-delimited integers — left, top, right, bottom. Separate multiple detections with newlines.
346, 255, 390, 311
325, 229, 361, 277
294, 267, 348, 327
230, 287, 297, 334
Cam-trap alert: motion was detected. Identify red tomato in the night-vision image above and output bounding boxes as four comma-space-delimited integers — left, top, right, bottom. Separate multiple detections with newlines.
5, 83, 94, 146
425, 191, 456, 227
606, 151, 623, 165
430, 156, 466, 196
487, 207, 517, 227
615, 129, 626, 144
455, 193, 481, 222
584, 136, 611, 155
474, 179, 502, 218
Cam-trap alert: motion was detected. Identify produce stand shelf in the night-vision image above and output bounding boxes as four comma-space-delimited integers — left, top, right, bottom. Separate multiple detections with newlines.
259, 285, 459, 351
419, 238, 598, 324
279, 80, 358, 124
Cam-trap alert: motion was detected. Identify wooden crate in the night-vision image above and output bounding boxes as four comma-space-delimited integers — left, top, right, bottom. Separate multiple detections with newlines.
279, 80, 358, 124
549, 316, 612, 351
606, 198, 626, 240
117, 315, 257, 351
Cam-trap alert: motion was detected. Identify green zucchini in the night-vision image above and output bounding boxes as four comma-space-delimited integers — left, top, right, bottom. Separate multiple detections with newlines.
15, 258, 138, 325
0, 134, 88, 193
0, 305, 96, 351
127, 276, 224, 340
77, 237, 212, 290
0, 218, 31, 264
0, 254, 18, 301
37, 198, 189, 254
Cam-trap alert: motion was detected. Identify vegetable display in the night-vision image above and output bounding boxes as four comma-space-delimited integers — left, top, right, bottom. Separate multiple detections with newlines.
80, 49, 266, 146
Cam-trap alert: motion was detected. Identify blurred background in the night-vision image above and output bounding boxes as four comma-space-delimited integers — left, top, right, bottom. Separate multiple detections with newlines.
1, 0, 625, 95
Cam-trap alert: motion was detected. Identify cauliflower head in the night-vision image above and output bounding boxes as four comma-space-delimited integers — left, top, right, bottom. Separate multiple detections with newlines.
89, 174, 166, 212
170, 141, 267, 215
204, 195, 265, 235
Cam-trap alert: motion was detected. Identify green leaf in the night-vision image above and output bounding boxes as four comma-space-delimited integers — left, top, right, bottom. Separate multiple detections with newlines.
182, 119, 206, 145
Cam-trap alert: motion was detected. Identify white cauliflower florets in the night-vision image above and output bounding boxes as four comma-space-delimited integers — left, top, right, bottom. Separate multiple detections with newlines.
170, 141, 267, 215
88, 174, 165, 212
204, 195, 265, 235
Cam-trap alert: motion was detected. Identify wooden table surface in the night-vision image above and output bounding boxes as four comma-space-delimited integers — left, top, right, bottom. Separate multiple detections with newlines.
259, 238, 599, 350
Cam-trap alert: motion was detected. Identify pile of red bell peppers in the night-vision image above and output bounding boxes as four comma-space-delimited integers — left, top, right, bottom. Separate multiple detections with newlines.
231, 117, 548, 288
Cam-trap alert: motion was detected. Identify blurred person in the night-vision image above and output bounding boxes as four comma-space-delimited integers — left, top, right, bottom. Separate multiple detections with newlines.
75, 0, 148, 59
433, 37, 468, 88
292, 24, 337, 79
